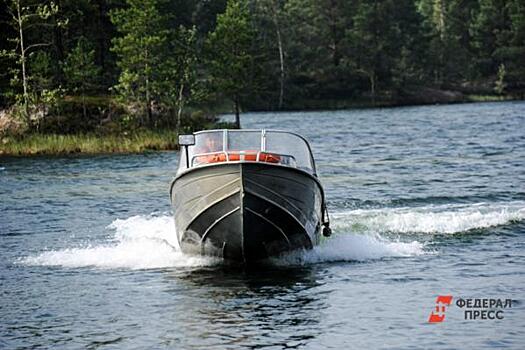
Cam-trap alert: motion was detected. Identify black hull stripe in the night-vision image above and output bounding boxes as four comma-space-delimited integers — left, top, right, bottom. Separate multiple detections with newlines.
244, 177, 306, 216
244, 207, 292, 247
183, 190, 240, 234
244, 188, 308, 233
199, 207, 241, 244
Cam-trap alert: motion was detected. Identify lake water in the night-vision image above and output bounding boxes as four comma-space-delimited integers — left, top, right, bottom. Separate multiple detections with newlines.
1, 101, 524, 349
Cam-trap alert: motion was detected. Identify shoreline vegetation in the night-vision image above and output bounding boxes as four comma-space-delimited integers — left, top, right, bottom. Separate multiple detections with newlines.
1, 96, 522, 157
280, 91, 523, 111
0, 130, 179, 156
1, 0, 524, 156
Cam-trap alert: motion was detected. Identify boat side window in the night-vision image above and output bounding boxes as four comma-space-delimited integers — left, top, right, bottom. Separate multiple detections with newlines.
194, 132, 223, 154
187, 132, 225, 166
265, 132, 314, 173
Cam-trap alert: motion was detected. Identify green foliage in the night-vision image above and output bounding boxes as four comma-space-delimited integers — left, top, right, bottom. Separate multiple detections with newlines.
109, 0, 203, 129
1, 0, 524, 145
206, 0, 257, 126
417, 0, 477, 84
25, 51, 64, 129
347, 0, 401, 100
250, 0, 287, 108
465, 0, 524, 91
63, 38, 101, 96
283, 0, 352, 100
0, 129, 179, 156
110, 0, 170, 125
1, 0, 62, 126
63, 37, 102, 118
159, 25, 201, 129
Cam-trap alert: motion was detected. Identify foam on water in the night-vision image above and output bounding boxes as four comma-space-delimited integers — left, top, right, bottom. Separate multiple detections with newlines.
333, 201, 525, 234
20, 214, 426, 270
21, 201, 523, 269
274, 233, 425, 266
20, 215, 219, 269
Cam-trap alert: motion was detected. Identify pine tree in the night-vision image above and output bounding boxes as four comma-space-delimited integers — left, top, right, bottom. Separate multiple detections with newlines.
471, 0, 525, 88
110, 0, 169, 126
284, 0, 355, 102
416, 0, 479, 85
346, 0, 402, 102
506, 0, 525, 88
27, 51, 64, 130
63, 37, 102, 119
206, 0, 257, 128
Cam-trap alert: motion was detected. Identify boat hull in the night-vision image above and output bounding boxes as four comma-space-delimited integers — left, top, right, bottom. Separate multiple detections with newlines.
170, 163, 323, 263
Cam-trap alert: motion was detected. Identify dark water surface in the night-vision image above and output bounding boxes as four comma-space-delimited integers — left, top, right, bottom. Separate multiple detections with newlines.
1, 101, 524, 349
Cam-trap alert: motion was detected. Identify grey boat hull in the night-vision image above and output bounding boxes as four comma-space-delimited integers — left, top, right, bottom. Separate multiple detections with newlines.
170, 163, 323, 263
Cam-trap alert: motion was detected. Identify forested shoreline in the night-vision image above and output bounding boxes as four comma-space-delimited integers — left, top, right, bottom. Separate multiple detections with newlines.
1, 0, 524, 149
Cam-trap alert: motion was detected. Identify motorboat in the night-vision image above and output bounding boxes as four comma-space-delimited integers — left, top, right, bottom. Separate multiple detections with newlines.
170, 129, 330, 263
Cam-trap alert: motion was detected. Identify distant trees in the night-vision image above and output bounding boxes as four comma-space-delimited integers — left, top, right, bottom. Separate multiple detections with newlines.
206, 0, 257, 128
280, 0, 354, 104
414, 0, 524, 92
164, 25, 199, 130
416, 0, 477, 84
1, 0, 64, 125
347, 0, 396, 102
110, 0, 204, 129
63, 37, 101, 119
471, 0, 525, 90
110, 0, 168, 126
254, 0, 287, 109
0, 0, 524, 134
283, 0, 427, 103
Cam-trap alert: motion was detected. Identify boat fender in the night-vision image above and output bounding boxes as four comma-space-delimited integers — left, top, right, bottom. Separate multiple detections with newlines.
322, 225, 332, 237
228, 151, 258, 161
321, 200, 331, 237
198, 151, 281, 164
259, 152, 281, 163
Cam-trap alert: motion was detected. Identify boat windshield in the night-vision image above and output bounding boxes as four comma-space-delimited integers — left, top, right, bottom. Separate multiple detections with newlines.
178, 130, 316, 174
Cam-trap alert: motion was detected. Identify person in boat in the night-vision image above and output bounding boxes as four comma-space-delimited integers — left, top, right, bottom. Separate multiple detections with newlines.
198, 133, 223, 154
193, 133, 224, 164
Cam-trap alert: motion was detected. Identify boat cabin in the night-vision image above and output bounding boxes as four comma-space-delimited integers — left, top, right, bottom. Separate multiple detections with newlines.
178, 130, 317, 175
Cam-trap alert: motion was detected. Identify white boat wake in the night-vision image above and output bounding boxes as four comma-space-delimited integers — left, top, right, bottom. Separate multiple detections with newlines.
332, 201, 525, 234
19, 201, 524, 269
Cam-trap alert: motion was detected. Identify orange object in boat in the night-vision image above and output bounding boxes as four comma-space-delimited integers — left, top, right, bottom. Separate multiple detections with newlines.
196, 151, 281, 164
